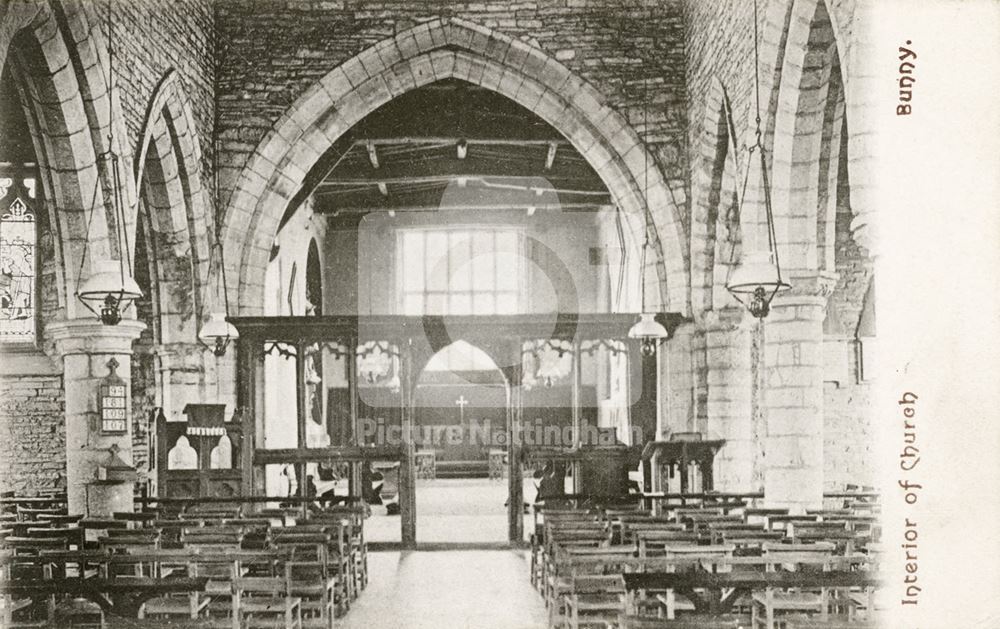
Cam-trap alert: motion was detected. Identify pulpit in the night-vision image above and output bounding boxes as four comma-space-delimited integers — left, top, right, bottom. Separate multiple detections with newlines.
157, 404, 243, 499
642, 433, 726, 493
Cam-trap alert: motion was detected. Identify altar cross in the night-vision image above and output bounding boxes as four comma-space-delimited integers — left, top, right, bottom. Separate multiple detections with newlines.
455, 395, 470, 422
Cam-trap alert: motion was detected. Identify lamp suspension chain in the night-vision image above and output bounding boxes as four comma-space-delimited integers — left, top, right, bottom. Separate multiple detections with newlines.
722, 0, 792, 319
625, 10, 670, 355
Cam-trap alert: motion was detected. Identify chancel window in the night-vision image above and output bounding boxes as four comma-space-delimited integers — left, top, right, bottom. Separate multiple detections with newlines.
398, 228, 524, 315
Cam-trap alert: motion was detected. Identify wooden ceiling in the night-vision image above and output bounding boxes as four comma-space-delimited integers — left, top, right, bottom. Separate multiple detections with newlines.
295, 79, 611, 228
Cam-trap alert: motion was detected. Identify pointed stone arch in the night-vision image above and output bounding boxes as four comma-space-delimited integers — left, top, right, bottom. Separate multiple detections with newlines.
1, 0, 133, 321
760, 0, 868, 276
689, 77, 747, 316
221, 17, 689, 317
132, 69, 212, 345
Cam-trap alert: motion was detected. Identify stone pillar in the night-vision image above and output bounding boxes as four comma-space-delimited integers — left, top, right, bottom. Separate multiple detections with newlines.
661, 322, 695, 435
704, 307, 756, 491
761, 274, 837, 512
155, 342, 233, 420
49, 320, 146, 516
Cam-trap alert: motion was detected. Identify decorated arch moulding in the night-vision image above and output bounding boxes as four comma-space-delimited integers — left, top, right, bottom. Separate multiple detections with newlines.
221, 17, 690, 318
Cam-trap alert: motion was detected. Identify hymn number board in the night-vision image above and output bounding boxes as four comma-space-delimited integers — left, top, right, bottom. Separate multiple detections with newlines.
99, 358, 128, 434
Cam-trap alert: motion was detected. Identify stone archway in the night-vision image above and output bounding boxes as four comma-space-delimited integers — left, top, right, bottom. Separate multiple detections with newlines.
758, 0, 876, 269
221, 17, 689, 317
689, 77, 746, 316
133, 69, 212, 345
1, 0, 133, 320
768, 0, 846, 274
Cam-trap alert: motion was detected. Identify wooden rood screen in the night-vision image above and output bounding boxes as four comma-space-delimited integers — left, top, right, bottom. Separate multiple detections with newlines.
228, 313, 683, 546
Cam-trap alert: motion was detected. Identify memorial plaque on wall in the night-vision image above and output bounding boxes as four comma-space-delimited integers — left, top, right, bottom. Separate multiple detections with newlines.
99, 358, 128, 434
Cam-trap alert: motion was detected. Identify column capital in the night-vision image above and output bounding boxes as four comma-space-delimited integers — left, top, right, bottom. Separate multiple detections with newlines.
702, 306, 750, 332
772, 271, 840, 309
47, 319, 146, 357
154, 341, 207, 371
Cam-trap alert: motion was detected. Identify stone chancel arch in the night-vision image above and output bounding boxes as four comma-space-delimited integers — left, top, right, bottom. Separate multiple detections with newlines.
221, 17, 689, 318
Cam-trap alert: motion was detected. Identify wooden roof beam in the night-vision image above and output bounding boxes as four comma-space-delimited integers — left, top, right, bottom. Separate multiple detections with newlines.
314, 202, 614, 214
545, 142, 558, 170
356, 137, 572, 148
316, 174, 606, 191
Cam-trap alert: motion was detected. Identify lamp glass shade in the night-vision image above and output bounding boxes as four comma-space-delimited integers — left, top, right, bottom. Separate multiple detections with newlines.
198, 312, 239, 344
725, 251, 791, 295
628, 312, 668, 341
77, 260, 143, 302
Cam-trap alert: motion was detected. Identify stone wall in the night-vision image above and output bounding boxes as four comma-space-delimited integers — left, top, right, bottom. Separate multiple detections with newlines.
0, 375, 65, 494
824, 350, 872, 490
108, 0, 216, 178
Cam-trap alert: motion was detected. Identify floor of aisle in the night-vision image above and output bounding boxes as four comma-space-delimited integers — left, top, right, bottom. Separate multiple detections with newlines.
339, 550, 547, 629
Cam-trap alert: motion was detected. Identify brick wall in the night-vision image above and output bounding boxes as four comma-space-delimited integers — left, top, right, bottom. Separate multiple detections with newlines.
215, 0, 687, 224
0, 375, 65, 494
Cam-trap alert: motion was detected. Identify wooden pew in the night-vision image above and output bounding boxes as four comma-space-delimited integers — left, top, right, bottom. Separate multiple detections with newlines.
545, 548, 636, 629
268, 530, 336, 627
635, 531, 702, 558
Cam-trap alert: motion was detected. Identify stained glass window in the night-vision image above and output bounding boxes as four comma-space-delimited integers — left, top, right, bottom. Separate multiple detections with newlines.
0, 186, 36, 343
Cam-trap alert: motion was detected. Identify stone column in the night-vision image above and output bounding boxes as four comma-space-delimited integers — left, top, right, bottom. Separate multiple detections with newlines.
761, 274, 837, 512
154, 342, 240, 420
49, 319, 146, 516
703, 307, 756, 491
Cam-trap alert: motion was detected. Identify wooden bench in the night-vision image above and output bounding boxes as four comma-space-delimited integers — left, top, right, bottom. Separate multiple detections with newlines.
619, 613, 745, 629
635, 531, 702, 557
269, 530, 338, 625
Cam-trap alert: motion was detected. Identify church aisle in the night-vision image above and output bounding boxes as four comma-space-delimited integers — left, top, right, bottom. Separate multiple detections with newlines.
340, 550, 547, 629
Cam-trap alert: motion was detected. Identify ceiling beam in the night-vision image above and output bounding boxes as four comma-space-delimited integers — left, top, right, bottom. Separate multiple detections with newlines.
313, 182, 611, 212
316, 174, 605, 191
356, 137, 572, 148
319, 156, 607, 190
316, 202, 614, 215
